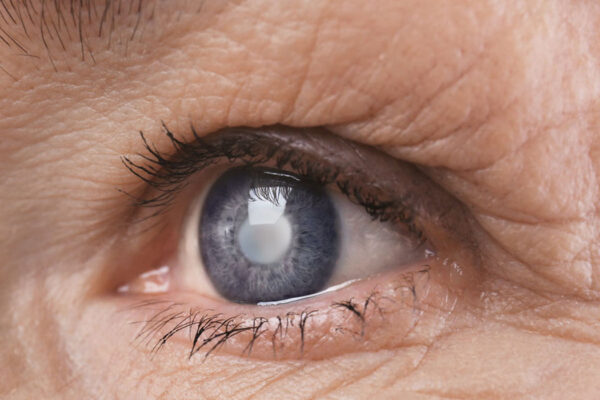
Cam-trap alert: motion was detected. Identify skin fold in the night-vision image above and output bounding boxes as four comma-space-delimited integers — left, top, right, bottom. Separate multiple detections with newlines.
1, 0, 600, 399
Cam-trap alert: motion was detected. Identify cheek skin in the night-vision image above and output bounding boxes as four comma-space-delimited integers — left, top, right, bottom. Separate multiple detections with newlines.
5, 263, 600, 399
20, 261, 600, 399
57, 256, 475, 397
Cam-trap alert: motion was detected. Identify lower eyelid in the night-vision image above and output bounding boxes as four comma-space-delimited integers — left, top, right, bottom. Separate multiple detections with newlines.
121, 260, 464, 361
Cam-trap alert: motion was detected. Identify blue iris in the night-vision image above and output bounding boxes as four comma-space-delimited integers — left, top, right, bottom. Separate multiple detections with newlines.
200, 167, 339, 303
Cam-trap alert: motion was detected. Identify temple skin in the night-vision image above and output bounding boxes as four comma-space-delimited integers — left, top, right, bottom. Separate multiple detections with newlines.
1, 0, 600, 399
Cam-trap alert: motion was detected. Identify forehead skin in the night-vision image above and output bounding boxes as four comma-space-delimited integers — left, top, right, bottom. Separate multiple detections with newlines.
1, 0, 600, 399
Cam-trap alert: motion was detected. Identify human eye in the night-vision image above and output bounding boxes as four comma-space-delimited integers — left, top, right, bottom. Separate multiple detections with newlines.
113, 125, 473, 360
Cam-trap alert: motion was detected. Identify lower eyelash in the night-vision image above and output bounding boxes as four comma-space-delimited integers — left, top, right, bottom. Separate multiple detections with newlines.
135, 301, 367, 360
129, 267, 430, 360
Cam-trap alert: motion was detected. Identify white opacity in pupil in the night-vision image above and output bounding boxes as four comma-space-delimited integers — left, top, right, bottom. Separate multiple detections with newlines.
237, 187, 293, 264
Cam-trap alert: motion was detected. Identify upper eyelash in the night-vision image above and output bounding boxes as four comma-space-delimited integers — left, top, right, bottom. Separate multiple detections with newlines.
121, 122, 339, 209
121, 123, 418, 231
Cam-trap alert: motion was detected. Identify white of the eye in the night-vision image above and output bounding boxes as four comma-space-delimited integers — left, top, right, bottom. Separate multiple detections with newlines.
238, 189, 292, 264
329, 193, 429, 284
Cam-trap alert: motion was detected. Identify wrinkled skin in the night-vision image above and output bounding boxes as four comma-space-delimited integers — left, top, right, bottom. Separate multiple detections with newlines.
2, 1, 600, 399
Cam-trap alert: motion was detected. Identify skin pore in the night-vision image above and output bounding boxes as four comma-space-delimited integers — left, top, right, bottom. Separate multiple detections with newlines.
2, 0, 600, 399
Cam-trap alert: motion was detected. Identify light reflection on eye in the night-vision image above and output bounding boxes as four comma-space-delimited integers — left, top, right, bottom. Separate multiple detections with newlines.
240, 173, 294, 264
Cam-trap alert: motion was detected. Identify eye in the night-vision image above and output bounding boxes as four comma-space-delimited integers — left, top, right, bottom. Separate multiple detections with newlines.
200, 166, 341, 304
116, 125, 474, 360
195, 164, 428, 304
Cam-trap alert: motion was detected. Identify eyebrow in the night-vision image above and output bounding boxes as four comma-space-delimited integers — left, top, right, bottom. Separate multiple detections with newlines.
0, 0, 158, 75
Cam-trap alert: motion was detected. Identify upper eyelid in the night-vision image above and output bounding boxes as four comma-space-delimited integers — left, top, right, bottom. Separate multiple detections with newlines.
121, 124, 467, 240
122, 124, 392, 211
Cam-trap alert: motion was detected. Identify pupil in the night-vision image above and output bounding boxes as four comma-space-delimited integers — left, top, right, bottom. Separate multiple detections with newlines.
238, 216, 292, 264
238, 186, 293, 264
199, 166, 340, 304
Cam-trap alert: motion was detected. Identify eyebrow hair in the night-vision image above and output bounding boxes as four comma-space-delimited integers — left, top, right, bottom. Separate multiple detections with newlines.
0, 0, 156, 76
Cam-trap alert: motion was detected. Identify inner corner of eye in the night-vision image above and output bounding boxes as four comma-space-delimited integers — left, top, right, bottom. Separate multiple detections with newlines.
161, 165, 427, 306
118, 265, 171, 294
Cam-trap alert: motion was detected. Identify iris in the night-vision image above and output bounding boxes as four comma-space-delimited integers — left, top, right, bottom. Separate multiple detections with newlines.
200, 167, 339, 303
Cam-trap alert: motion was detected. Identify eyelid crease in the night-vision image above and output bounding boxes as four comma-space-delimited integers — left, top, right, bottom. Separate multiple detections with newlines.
121, 124, 468, 245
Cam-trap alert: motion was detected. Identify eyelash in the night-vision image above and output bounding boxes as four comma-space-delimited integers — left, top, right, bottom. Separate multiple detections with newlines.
121, 123, 419, 233
131, 267, 430, 360
122, 123, 433, 359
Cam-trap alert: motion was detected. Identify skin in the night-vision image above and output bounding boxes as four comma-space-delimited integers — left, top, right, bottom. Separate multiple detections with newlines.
2, 0, 600, 399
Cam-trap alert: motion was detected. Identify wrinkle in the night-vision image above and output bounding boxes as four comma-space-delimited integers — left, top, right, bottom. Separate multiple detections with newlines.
453, 107, 596, 174
491, 300, 600, 346
284, 4, 325, 121
473, 213, 599, 294
499, 318, 600, 347
245, 363, 309, 400
392, 325, 587, 399
311, 356, 396, 399
410, 389, 503, 400
473, 207, 594, 227
411, 390, 482, 400
475, 219, 582, 291
398, 57, 484, 147
332, 5, 522, 152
